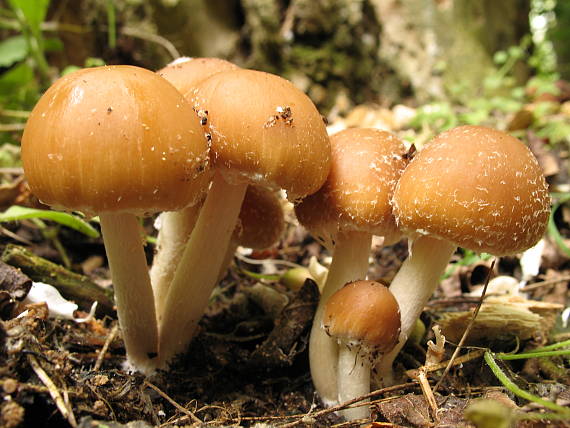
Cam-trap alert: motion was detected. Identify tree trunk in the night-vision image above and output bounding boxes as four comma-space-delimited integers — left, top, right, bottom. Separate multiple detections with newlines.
372, 0, 531, 101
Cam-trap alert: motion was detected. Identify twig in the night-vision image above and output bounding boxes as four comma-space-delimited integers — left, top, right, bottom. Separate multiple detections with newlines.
405, 349, 486, 378
0, 167, 24, 175
520, 275, 570, 291
277, 382, 417, 427
27, 354, 78, 428
121, 27, 180, 60
94, 323, 119, 371
0, 123, 25, 131
144, 380, 202, 425
433, 259, 496, 393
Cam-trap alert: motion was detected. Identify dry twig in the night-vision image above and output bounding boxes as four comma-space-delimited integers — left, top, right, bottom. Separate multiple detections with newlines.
27, 354, 78, 427
144, 380, 202, 425
94, 323, 119, 371
433, 259, 495, 393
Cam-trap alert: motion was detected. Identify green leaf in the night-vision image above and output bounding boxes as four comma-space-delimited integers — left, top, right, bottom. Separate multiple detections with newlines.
0, 35, 28, 67
0, 206, 100, 238
44, 37, 63, 52
548, 194, 570, 258
8, 0, 50, 35
0, 61, 34, 98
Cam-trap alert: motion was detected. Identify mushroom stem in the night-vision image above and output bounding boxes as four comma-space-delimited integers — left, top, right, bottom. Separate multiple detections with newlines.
217, 238, 240, 283
158, 173, 248, 366
310, 231, 371, 407
99, 212, 159, 374
376, 235, 456, 385
150, 204, 202, 323
337, 346, 371, 420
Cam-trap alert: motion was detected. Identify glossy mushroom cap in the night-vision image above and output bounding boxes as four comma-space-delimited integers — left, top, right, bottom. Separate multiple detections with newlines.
295, 128, 407, 248
234, 185, 285, 249
22, 65, 210, 216
157, 57, 238, 100
323, 280, 401, 357
193, 69, 331, 201
392, 125, 550, 256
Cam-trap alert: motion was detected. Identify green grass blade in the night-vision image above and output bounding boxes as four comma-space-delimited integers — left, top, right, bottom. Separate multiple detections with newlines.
0, 206, 100, 238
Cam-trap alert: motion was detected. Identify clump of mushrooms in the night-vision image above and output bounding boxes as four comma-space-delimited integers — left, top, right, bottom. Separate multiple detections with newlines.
376, 125, 551, 384
21, 65, 210, 373
295, 128, 407, 406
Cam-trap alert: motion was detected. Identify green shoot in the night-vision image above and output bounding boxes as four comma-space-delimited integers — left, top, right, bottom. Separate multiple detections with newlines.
0, 205, 100, 238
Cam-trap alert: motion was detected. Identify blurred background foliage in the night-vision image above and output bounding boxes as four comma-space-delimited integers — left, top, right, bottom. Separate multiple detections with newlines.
0, 0, 569, 153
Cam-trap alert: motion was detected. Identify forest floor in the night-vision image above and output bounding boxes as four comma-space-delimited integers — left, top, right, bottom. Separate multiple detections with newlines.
0, 104, 569, 428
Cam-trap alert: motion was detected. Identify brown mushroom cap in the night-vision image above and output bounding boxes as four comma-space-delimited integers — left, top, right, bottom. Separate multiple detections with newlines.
234, 185, 285, 249
295, 128, 407, 248
323, 280, 401, 354
192, 69, 331, 200
393, 125, 550, 255
157, 57, 239, 100
22, 65, 209, 215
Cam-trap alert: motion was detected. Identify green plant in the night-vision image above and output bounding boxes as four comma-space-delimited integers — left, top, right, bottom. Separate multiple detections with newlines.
484, 350, 570, 417
548, 193, 570, 258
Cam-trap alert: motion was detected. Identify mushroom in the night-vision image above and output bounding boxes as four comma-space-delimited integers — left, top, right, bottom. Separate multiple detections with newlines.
151, 57, 239, 321
323, 280, 400, 420
294, 128, 407, 406
218, 185, 285, 280
157, 69, 331, 366
21, 65, 210, 373
376, 125, 551, 384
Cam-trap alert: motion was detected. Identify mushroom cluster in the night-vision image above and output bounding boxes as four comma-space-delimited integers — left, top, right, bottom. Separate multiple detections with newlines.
21, 57, 551, 425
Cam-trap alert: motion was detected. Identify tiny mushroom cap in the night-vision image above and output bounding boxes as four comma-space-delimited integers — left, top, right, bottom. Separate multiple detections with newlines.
22, 65, 210, 215
193, 68, 331, 200
234, 185, 285, 249
392, 125, 551, 256
323, 280, 401, 356
295, 128, 407, 248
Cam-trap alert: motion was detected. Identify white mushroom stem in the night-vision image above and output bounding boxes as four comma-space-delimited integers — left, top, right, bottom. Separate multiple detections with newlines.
150, 204, 202, 323
310, 231, 371, 407
376, 235, 456, 385
158, 173, 248, 366
217, 238, 240, 283
337, 345, 372, 420
99, 212, 158, 374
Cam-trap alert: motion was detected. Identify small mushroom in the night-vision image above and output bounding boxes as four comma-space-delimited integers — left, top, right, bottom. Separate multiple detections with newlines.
376, 125, 551, 384
323, 280, 400, 420
294, 128, 407, 406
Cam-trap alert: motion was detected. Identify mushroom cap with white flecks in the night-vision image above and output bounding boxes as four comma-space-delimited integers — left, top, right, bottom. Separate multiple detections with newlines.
295, 128, 407, 249
392, 125, 550, 256
22, 65, 210, 216
192, 69, 331, 201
